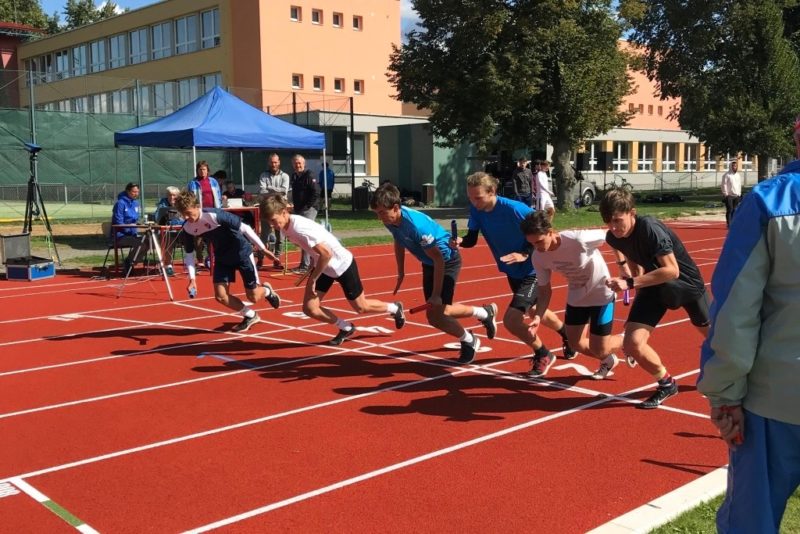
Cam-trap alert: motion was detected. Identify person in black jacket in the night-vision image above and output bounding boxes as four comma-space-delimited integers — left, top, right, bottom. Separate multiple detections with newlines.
290, 154, 320, 272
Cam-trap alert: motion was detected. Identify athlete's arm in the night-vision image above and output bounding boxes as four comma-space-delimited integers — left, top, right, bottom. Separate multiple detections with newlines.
458, 229, 480, 248
240, 222, 276, 261
309, 242, 333, 285
392, 241, 405, 294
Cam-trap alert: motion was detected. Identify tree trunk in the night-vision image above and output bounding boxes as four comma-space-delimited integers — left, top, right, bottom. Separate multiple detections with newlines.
552, 137, 576, 211
757, 155, 770, 184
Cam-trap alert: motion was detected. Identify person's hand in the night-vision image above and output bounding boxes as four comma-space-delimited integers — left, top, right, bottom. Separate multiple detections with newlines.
448, 236, 461, 250
711, 405, 744, 448
526, 314, 541, 337
187, 279, 197, 298
605, 277, 628, 292
500, 252, 528, 265
393, 273, 405, 294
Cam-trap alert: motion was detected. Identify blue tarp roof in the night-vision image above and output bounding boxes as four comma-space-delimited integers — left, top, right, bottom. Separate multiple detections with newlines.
114, 87, 325, 150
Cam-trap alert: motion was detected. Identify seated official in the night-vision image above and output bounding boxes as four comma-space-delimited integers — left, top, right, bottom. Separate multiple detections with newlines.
111, 182, 149, 273
153, 185, 184, 276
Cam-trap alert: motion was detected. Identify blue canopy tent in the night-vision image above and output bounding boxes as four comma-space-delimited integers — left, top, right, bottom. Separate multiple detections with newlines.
114, 87, 332, 223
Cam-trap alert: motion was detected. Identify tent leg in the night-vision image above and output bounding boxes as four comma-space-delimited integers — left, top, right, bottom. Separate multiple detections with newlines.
240, 150, 245, 191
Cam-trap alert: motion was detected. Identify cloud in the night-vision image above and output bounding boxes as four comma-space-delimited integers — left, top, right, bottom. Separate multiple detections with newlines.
400, 0, 421, 36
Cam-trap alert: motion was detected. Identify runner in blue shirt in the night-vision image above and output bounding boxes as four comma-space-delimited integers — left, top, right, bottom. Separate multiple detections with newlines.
456, 171, 576, 377
370, 182, 497, 364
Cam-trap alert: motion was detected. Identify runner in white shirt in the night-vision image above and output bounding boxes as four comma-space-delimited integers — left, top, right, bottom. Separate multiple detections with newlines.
519, 211, 624, 379
533, 160, 556, 220
260, 193, 406, 346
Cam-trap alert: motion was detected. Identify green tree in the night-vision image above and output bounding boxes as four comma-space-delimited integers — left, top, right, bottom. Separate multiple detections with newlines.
621, 0, 800, 179
62, 0, 119, 31
389, 0, 632, 208
0, 0, 49, 29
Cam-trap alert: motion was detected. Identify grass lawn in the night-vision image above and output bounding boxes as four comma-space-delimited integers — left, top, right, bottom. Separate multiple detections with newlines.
651, 488, 800, 533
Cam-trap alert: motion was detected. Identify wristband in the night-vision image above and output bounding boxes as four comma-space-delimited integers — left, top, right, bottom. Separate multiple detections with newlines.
625, 277, 634, 289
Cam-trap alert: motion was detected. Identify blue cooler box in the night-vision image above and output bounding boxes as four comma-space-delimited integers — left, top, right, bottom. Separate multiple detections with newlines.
6, 256, 56, 281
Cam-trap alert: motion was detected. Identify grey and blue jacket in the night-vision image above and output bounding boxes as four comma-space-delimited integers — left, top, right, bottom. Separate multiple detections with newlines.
698, 160, 800, 424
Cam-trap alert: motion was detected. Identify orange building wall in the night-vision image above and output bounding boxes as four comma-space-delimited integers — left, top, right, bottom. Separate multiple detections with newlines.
619, 41, 682, 131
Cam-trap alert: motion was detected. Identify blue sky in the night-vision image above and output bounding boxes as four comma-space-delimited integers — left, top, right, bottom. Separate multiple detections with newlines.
39, 0, 422, 34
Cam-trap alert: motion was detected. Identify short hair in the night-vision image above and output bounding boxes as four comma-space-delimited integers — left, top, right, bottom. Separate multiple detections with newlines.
520, 210, 553, 236
175, 190, 199, 213
259, 193, 291, 219
165, 185, 180, 196
125, 182, 138, 192
293, 154, 305, 163
268, 152, 280, 162
196, 160, 209, 173
213, 170, 227, 180
599, 187, 636, 223
466, 171, 499, 193
369, 182, 401, 210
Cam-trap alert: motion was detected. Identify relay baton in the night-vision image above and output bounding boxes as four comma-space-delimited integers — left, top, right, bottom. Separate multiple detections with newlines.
451, 219, 458, 240
720, 406, 744, 445
409, 302, 433, 314
623, 288, 630, 306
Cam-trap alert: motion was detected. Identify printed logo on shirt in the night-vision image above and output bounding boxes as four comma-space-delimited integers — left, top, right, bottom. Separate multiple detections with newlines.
420, 233, 435, 246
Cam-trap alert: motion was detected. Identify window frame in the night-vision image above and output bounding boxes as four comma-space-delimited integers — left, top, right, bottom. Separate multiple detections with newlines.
353, 15, 363, 31
201, 8, 220, 49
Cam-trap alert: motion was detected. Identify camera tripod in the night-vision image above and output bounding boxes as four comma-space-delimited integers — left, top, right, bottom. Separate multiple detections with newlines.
116, 224, 175, 302
23, 143, 61, 265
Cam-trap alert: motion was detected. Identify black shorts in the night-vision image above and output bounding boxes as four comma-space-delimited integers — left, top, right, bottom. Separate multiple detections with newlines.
421, 253, 461, 305
565, 301, 615, 336
213, 255, 259, 290
315, 258, 364, 301
628, 287, 710, 328
507, 274, 538, 313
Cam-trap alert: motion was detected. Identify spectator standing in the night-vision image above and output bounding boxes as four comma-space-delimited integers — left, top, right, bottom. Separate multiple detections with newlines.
258, 153, 290, 269
319, 157, 336, 210
720, 161, 742, 228
290, 154, 320, 273
697, 133, 800, 534
507, 156, 533, 205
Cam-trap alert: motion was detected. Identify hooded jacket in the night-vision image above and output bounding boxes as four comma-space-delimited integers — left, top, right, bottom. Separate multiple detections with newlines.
111, 190, 141, 238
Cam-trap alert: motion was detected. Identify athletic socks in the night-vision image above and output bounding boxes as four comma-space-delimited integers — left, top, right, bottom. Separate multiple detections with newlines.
335, 318, 354, 331
386, 302, 399, 315
460, 330, 474, 344
657, 373, 673, 386
534, 345, 550, 359
472, 307, 489, 321
557, 324, 569, 341
241, 307, 255, 318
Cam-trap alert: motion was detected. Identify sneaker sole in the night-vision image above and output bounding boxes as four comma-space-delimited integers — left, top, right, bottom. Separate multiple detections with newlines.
232, 316, 261, 333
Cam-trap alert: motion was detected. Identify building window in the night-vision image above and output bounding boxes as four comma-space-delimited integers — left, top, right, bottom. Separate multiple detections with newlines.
638, 142, 654, 172
202, 72, 221, 92
291, 74, 303, 89
584, 142, 601, 172
71, 45, 87, 76
153, 82, 175, 116
54, 50, 70, 79
353, 15, 363, 30
313, 76, 324, 91
661, 143, 676, 171
637, 104, 643, 113
109, 34, 126, 68
647, 104, 653, 115
312, 9, 322, 24
89, 93, 108, 113
152, 22, 173, 59
290, 5, 301, 21
741, 154, 753, 171
137, 85, 152, 115
332, 12, 342, 27
89, 39, 106, 72
111, 89, 130, 113
175, 14, 198, 54
178, 77, 200, 106
684, 144, 697, 171
704, 147, 717, 171
657, 105, 663, 116
352, 134, 367, 175
354, 79, 363, 94
39, 54, 52, 82
334, 78, 344, 93
129, 28, 148, 64
628, 103, 634, 112
612, 141, 629, 172
201, 8, 220, 49
71, 96, 88, 112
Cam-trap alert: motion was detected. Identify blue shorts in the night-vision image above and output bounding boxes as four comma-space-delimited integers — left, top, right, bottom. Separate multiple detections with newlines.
717, 409, 800, 533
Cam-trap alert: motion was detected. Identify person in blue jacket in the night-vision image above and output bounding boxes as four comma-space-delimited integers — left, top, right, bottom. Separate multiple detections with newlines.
697, 131, 800, 533
319, 157, 335, 210
111, 182, 147, 273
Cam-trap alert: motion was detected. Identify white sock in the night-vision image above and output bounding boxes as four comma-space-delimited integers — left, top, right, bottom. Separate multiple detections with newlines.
335, 318, 353, 331
472, 307, 488, 321
460, 331, 474, 344
386, 302, 398, 315
241, 307, 255, 318
262, 284, 272, 297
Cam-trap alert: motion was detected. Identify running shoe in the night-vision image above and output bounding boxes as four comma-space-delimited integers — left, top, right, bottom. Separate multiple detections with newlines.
165, 265, 175, 277
624, 349, 638, 368
637, 380, 678, 409
232, 313, 261, 333
393, 301, 405, 329
329, 326, 356, 346
480, 303, 498, 339
529, 352, 556, 377
263, 282, 281, 309
562, 338, 578, 360
591, 354, 619, 380
458, 332, 480, 364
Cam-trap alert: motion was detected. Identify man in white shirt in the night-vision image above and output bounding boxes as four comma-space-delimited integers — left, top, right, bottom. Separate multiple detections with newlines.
257, 153, 290, 268
533, 160, 556, 220
520, 210, 624, 379
721, 161, 742, 228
